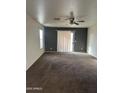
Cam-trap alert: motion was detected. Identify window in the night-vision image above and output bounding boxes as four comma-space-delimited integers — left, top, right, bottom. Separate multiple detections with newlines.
39, 29, 44, 49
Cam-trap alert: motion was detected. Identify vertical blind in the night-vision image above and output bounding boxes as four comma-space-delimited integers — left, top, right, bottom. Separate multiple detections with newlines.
57, 31, 73, 52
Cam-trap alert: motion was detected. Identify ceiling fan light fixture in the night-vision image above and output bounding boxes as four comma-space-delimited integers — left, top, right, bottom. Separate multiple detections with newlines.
53, 11, 85, 26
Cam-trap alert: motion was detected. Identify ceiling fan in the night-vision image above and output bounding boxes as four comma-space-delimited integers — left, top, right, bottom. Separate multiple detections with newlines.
53, 11, 85, 25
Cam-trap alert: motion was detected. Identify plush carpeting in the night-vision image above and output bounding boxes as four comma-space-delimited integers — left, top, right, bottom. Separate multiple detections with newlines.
26, 52, 97, 93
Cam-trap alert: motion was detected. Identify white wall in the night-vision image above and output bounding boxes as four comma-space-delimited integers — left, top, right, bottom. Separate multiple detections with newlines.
87, 24, 97, 57
26, 14, 44, 70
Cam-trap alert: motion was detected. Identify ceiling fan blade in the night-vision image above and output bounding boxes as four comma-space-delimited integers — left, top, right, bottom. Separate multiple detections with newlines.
64, 18, 70, 20
74, 22, 79, 25
77, 20, 85, 22
53, 17, 61, 20
54, 16, 70, 20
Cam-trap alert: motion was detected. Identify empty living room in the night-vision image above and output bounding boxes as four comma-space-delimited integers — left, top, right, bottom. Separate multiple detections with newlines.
26, 0, 97, 93
1, 0, 124, 93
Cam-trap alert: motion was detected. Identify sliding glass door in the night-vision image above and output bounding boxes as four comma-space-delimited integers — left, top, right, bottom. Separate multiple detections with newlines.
57, 31, 73, 52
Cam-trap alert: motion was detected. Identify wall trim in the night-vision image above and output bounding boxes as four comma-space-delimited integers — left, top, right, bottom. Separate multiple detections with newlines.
26, 51, 45, 71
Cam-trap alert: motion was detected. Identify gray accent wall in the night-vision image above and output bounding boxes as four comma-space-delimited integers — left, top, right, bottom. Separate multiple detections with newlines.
74, 29, 87, 52
44, 27, 88, 52
44, 29, 57, 51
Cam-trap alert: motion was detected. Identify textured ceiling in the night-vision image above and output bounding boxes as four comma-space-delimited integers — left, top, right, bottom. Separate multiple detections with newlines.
26, 0, 97, 27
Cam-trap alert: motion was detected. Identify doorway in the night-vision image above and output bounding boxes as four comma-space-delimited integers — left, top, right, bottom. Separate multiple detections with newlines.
57, 31, 73, 52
